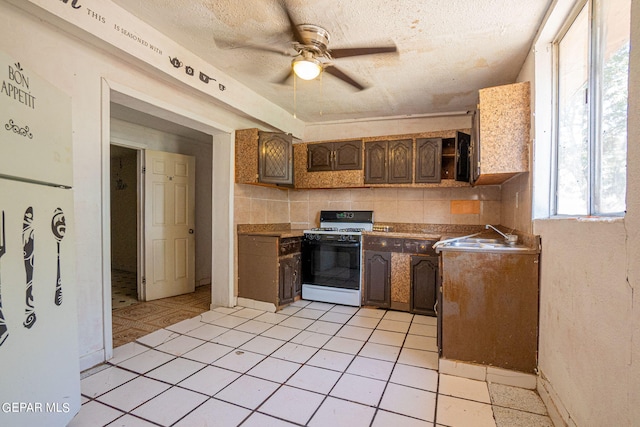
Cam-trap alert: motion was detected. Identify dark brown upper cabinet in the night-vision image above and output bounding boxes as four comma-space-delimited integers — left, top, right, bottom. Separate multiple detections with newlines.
440, 132, 471, 182
415, 138, 442, 183
307, 140, 362, 172
364, 139, 412, 184
455, 131, 471, 182
258, 131, 293, 185
364, 141, 387, 184
389, 140, 413, 183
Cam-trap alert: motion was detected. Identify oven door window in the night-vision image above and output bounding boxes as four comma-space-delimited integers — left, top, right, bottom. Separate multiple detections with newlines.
302, 240, 361, 290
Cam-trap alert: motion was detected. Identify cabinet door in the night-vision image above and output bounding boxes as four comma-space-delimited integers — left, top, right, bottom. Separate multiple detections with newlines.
258, 132, 293, 184
455, 131, 471, 182
279, 256, 296, 305
307, 143, 333, 171
334, 140, 362, 170
293, 254, 302, 297
415, 138, 442, 183
410, 255, 438, 316
363, 251, 391, 308
470, 110, 481, 184
238, 235, 278, 305
364, 141, 388, 184
388, 139, 413, 183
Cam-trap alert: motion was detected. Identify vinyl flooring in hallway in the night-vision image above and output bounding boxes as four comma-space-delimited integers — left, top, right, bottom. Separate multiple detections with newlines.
74, 300, 553, 427
111, 269, 211, 348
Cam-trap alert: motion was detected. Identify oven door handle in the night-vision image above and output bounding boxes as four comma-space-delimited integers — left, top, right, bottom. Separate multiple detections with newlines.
303, 240, 360, 249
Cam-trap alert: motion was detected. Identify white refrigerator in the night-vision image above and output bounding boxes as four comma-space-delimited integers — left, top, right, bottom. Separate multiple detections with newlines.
0, 51, 80, 426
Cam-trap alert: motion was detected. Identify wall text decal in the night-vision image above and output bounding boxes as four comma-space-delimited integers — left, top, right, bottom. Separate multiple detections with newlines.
60, 0, 81, 9
59, 1, 227, 92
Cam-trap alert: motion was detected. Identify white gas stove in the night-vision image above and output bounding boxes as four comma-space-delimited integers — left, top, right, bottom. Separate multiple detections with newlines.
301, 211, 374, 306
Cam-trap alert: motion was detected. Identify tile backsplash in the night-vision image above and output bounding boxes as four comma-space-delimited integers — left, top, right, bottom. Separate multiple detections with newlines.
234, 184, 501, 229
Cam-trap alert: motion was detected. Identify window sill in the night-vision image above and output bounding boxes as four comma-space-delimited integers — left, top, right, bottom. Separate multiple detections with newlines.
535, 215, 624, 224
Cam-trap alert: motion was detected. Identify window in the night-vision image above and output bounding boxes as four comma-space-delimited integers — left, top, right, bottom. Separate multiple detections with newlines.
554, 0, 630, 216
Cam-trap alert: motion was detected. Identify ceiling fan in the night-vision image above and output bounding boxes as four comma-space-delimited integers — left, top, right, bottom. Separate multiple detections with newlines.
220, 1, 397, 90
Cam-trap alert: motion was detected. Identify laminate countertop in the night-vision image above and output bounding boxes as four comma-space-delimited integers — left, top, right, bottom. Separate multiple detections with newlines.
362, 231, 443, 240
236, 229, 306, 238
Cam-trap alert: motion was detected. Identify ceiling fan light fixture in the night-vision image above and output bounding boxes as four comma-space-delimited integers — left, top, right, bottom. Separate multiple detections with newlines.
292, 57, 322, 80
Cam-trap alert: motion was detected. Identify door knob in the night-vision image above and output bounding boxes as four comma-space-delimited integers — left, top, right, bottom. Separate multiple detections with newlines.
189, 229, 194, 234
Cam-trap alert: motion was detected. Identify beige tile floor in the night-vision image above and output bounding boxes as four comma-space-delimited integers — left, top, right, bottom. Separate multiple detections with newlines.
71, 300, 554, 427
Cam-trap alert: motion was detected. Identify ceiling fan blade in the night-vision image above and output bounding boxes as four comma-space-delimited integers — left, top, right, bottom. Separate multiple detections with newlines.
273, 69, 293, 85
280, 1, 305, 45
324, 66, 366, 91
330, 46, 397, 59
215, 39, 293, 57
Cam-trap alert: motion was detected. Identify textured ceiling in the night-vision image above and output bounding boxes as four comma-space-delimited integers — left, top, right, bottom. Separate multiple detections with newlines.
111, 0, 550, 123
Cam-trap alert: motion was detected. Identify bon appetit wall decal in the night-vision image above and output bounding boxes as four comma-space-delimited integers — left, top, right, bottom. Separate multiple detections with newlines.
2, 62, 35, 139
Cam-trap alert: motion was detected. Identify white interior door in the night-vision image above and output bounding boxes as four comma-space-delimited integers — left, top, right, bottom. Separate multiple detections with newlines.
143, 150, 195, 301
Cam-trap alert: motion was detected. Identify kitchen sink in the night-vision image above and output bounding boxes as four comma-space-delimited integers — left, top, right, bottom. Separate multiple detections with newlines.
436, 237, 535, 253
457, 238, 502, 244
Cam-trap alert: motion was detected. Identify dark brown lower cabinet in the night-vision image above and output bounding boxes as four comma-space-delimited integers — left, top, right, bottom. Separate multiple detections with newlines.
410, 255, 438, 316
363, 251, 391, 308
294, 254, 302, 297
238, 234, 301, 308
279, 254, 300, 305
441, 251, 539, 373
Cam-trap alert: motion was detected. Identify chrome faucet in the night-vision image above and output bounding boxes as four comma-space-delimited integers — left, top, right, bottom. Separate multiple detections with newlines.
485, 224, 508, 239
485, 224, 518, 243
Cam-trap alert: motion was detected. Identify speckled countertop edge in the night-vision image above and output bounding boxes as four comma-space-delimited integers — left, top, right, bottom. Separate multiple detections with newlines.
236, 222, 540, 248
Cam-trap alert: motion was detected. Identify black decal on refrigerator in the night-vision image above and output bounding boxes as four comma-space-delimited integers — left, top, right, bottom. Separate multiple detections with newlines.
51, 208, 66, 306
23, 207, 36, 329
0, 211, 8, 345
4, 120, 33, 139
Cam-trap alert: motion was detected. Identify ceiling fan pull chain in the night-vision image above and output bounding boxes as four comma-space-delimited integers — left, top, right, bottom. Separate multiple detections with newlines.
293, 73, 297, 119
319, 70, 323, 117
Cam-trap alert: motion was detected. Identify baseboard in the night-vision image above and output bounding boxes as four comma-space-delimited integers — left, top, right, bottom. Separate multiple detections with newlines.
236, 297, 276, 313
439, 358, 537, 389
197, 277, 211, 287
79, 349, 106, 372
537, 371, 571, 427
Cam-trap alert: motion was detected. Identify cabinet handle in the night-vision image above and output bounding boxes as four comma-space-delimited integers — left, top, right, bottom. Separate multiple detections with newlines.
434, 299, 438, 316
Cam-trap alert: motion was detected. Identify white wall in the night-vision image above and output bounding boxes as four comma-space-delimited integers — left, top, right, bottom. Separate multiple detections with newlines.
500, 49, 536, 234
531, 1, 639, 425
0, 2, 267, 369
303, 115, 472, 141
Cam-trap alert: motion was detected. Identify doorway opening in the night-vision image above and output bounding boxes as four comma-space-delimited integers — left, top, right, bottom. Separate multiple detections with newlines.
102, 82, 235, 360
108, 103, 216, 348
110, 145, 139, 310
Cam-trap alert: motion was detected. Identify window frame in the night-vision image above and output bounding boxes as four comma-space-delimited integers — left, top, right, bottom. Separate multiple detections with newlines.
551, 0, 628, 217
